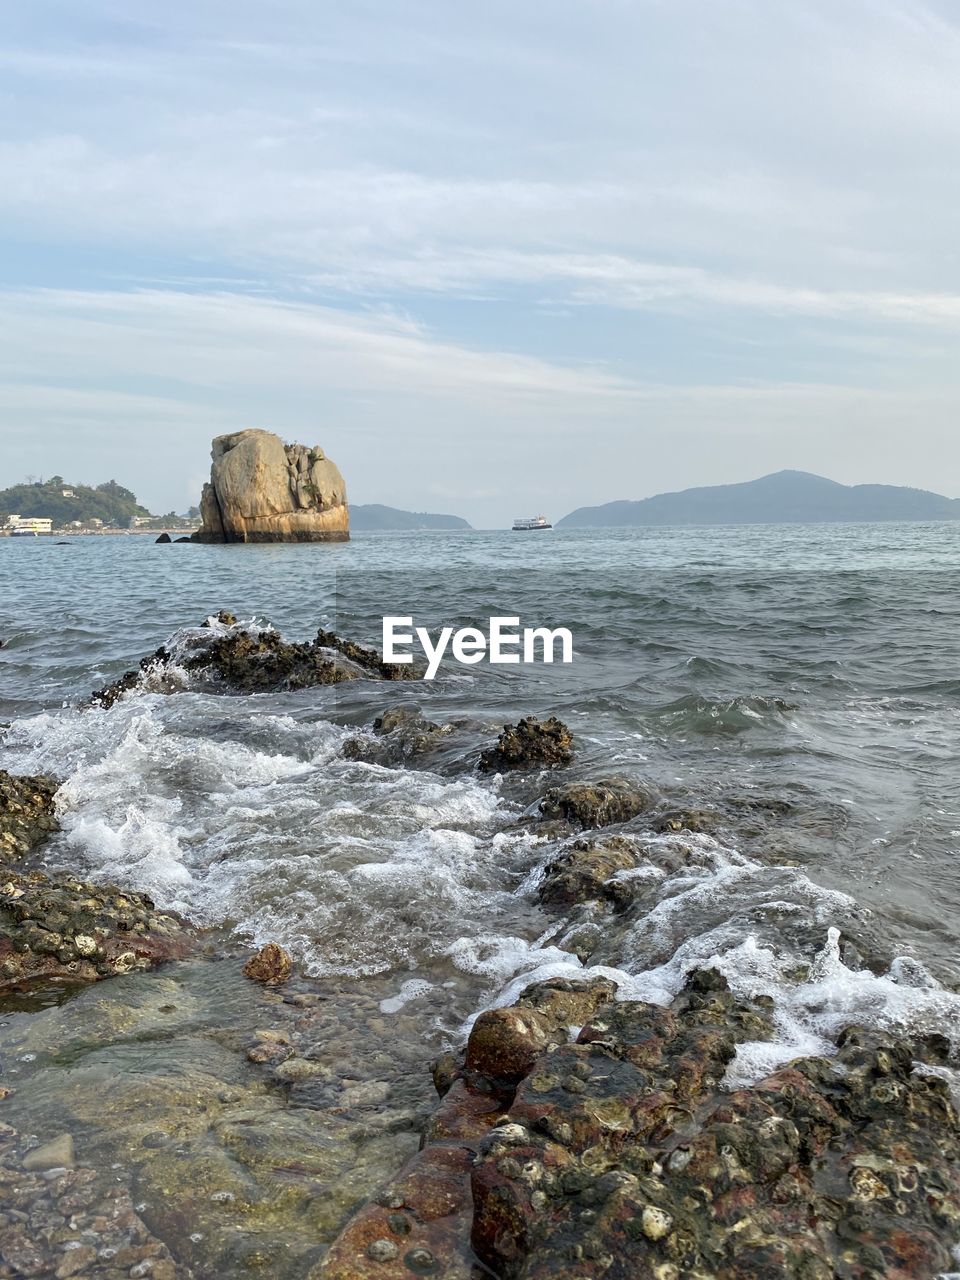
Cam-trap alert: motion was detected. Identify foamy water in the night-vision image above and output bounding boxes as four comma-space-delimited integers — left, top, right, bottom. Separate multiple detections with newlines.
3, 528, 960, 1087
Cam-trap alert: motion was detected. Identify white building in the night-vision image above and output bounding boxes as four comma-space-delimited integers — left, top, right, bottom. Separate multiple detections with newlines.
5, 516, 53, 534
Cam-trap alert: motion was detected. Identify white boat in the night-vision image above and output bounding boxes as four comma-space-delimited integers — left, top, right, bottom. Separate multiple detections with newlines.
10, 529, 39, 538
512, 515, 552, 531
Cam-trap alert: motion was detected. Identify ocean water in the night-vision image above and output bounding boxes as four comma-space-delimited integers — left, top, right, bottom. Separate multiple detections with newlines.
3, 523, 960, 1088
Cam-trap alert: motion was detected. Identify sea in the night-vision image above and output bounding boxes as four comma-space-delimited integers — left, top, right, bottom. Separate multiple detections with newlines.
2, 524, 960, 1271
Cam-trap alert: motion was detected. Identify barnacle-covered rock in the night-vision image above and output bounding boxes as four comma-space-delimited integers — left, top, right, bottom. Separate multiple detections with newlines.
320, 967, 960, 1280
343, 704, 451, 764
0, 870, 193, 991
538, 835, 641, 908
91, 616, 417, 705
478, 716, 574, 772
0, 769, 59, 862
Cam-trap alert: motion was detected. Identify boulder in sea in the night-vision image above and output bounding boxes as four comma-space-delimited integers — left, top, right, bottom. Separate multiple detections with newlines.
342, 704, 451, 764
537, 834, 640, 907
478, 715, 573, 772
89, 616, 417, 706
193, 429, 349, 543
155, 532, 171, 543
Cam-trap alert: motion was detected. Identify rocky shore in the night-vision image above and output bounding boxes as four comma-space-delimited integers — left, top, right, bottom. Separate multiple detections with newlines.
3, 619, 960, 1278
321, 968, 960, 1279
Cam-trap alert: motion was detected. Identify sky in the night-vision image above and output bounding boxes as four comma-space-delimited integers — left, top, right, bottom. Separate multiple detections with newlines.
2, 0, 960, 526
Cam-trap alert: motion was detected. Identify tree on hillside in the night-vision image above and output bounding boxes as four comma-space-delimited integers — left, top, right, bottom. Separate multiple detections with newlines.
0, 476, 153, 526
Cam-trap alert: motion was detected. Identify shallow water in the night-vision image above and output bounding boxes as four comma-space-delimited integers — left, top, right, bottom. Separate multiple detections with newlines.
3, 525, 960, 1270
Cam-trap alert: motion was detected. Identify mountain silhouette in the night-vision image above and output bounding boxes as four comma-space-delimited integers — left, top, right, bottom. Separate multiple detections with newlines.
557, 470, 960, 527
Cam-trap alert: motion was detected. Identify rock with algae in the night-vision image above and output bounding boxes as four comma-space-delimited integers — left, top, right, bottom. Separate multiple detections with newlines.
243, 942, 293, 985
342, 705, 453, 766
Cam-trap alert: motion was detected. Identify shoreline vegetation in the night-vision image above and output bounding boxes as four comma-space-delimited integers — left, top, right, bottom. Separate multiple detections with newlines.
2, 614, 960, 1277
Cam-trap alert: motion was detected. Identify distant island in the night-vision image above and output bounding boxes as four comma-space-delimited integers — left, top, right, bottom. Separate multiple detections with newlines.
0, 475, 197, 533
558, 470, 960, 528
350, 504, 471, 531
0, 472, 471, 536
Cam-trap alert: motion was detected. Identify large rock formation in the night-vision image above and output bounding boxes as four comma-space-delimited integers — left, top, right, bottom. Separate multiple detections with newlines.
194, 429, 349, 542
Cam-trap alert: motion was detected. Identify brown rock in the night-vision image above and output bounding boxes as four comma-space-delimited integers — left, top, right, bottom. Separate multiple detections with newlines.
0, 770, 59, 862
538, 836, 639, 908
193, 429, 349, 543
478, 716, 574, 772
243, 942, 293, 984
539, 778, 654, 828
0, 871, 193, 992
465, 1006, 563, 1089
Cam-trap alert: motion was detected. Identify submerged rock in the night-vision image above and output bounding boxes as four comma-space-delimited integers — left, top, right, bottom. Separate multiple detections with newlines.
22, 1132, 74, 1171
0, 1118, 186, 1280
539, 778, 654, 828
243, 942, 293, 985
538, 835, 640, 909
0, 769, 59, 862
478, 716, 574, 772
0, 870, 193, 991
343, 704, 451, 765
193, 428, 350, 543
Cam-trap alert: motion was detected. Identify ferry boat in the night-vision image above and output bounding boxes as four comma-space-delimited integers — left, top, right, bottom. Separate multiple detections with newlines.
10, 529, 39, 538
512, 515, 552, 531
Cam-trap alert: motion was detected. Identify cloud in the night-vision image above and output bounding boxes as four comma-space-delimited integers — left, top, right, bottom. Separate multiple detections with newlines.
4, 1, 960, 518
2, 284, 959, 524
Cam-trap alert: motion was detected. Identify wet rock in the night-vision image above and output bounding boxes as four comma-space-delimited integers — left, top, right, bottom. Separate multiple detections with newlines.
538, 836, 640, 908
343, 705, 450, 764
314, 1143, 477, 1280
89, 645, 177, 709
315, 630, 418, 681
478, 716, 574, 772
23, 1132, 74, 1171
243, 942, 293, 985
465, 1006, 565, 1090
90, 617, 417, 705
322, 968, 960, 1280
465, 978, 620, 1095
0, 870, 193, 991
539, 778, 654, 828
154, 532, 171, 543
651, 806, 721, 834
0, 769, 59, 862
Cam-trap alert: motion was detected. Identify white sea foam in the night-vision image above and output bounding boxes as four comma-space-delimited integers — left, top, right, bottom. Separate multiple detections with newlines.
380, 979, 434, 1014
4, 672, 960, 1084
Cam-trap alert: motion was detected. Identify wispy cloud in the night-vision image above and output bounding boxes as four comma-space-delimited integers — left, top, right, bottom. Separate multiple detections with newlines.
4, 0, 960, 518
